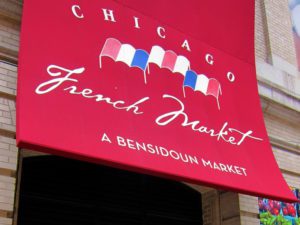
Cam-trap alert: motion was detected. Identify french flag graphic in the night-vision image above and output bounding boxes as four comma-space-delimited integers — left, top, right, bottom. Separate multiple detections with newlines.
147, 46, 190, 76
100, 38, 149, 83
99, 38, 222, 109
184, 70, 222, 109
99, 38, 191, 83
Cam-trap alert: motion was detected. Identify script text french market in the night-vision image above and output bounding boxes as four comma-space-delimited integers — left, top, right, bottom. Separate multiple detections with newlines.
36, 64, 262, 147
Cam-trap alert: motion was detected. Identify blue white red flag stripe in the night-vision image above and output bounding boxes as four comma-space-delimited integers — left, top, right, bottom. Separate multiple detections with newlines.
100, 38, 121, 62
161, 51, 177, 71
100, 38, 221, 109
184, 71, 222, 109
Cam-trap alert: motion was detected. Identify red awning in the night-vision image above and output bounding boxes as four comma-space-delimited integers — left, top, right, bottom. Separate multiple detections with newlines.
17, 0, 297, 202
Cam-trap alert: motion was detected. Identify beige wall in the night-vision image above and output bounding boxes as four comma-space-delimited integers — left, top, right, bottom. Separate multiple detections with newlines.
0, 1, 20, 224
0, 0, 299, 225
240, 0, 300, 225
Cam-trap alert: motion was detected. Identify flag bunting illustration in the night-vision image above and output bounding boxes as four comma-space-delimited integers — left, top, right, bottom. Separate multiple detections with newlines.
99, 38, 222, 109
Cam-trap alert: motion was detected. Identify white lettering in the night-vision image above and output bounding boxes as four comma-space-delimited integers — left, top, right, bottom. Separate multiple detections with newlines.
169, 150, 180, 160
235, 166, 242, 175
240, 167, 247, 176
102, 8, 116, 22
114, 135, 197, 164
189, 156, 199, 164
157, 26, 166, 39
219, 163, 228, 172
227, 72, 235, 82
213, 162, 221, 170
35, 65, 84, 94
133, 16, 140, 28
181, 39, 191, 51
156, 94, 263, 146
228, 128, 263, 146
101, 133, 112, 143
36, 65, 149, 115
160, 147, 169, 156
202, 159, 212, 168
202, 158, 247, 176
205, 54, 214, 65
227, 165, 235, 173
71, 5, 84, 19
117, 136, 126, 146
127, 139, 136, 149
64, 86, 149, 115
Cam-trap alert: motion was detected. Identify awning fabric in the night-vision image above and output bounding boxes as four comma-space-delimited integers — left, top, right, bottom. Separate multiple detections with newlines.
17, 0, 297, 202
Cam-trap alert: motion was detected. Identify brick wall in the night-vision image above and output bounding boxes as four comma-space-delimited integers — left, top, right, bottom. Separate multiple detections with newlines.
0, 62, 17, 225
264, 0, 297, 67
201, 190, 221, 225
241, 1, 300, 225
0, 1, 21, 224
220, 192, 241, 225
255, 0, 271, 62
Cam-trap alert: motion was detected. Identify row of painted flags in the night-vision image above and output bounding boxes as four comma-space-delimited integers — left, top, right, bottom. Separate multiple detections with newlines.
99, 38, 222, 109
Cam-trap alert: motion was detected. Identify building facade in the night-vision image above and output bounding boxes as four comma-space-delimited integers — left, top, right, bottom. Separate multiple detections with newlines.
0, 0, 299, 224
